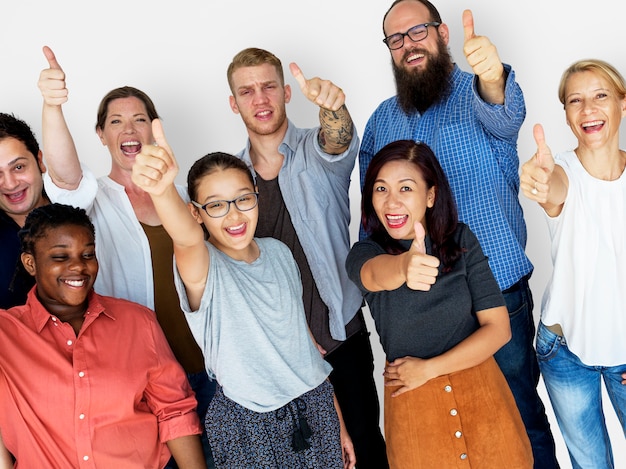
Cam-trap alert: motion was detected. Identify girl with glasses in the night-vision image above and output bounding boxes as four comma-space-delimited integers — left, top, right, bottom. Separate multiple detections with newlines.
132, 119, 356, 469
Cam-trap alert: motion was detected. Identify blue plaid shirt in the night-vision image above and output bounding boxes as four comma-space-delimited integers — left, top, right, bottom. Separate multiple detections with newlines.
359, 64, 532, 290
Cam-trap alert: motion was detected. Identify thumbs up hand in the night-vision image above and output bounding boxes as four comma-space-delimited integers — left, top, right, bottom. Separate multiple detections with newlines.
38, 46, 69, 106
132, 119, 179, 197
521, 123, 556, 203
289, 62, 345, 111
462, 9, 503, 85
405, 222, 440, 291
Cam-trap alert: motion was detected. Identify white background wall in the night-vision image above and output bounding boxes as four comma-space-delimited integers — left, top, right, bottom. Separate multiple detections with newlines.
2, 1, 625, 466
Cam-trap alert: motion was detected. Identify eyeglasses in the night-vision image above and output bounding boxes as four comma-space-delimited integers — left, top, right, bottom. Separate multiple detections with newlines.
191, 192, 259, 218
383, 22, 441, 50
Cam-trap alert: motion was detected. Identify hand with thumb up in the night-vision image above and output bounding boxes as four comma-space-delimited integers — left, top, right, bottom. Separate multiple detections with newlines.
405, 221, 440, 291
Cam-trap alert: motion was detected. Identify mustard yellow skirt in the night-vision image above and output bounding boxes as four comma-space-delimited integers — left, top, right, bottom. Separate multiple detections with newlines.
384, 356, 533, 468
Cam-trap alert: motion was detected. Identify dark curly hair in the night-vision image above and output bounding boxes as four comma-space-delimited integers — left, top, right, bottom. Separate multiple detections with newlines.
19, 203, 95, 255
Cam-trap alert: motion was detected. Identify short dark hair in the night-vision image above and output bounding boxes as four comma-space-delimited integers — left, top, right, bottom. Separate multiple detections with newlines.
19, 203, 94, 256
0, 113, 40, 163
95, 86, 159, 132
361, 139, 461, 270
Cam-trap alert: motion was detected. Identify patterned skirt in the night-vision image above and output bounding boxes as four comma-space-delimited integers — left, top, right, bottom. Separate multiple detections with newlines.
384, 356, 533, 468
205, 379, 344, 468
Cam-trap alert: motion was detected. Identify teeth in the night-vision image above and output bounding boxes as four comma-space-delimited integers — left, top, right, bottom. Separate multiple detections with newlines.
257, 110, 270, 117
582, 120, 603, 128
387, 215, 405, 220
407, 53, 424, 62
7, 190, 25, 200
64, 279, 85, 287
121, 141, 140, 146
227, 223, 245, 232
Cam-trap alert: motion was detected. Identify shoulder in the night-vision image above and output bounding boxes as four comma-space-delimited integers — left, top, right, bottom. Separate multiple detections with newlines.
256, 237, 291, 255
95, 293, 156, 322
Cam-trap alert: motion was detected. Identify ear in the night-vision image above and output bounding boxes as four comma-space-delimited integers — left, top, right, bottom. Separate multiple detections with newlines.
188, 202, 204, 225
427, 186, 436, 208
21, 252, 36, 277
36, 150, 47, 174
229, 95, 240, 115
621, 96, 626, 117
438, 23, 450, 46
96, 127, 107, 146
284, 84, 292, 104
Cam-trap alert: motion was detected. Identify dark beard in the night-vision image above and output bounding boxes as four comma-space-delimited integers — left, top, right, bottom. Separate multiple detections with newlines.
392, 38, 453, 115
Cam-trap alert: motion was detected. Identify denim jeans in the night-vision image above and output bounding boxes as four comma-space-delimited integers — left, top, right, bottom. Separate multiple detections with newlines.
495, 277, 560, 468
165, 369, 216, 469
536, 322, 626, 469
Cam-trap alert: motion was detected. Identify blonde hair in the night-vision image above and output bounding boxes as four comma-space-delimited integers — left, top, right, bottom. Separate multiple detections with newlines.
227, 48, 284, 94
558, 59, 626, 107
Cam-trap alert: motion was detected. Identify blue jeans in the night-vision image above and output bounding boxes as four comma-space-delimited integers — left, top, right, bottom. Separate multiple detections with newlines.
536, 322, 626, 469
165, 370, 216, 469
495, 277, 560, 468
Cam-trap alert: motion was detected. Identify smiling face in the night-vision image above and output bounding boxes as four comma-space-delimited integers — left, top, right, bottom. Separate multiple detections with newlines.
372, 159, 435, 240
0, 137, 47, 226
192, 167, 258, 261
96, 96, 153, 179
229, 63, 291, 138
383, 0, 449, 72
564, 70, 626, 150
21, 224, 98, 319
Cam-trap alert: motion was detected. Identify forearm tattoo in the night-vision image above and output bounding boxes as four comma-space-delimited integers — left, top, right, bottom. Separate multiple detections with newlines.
318, 105, 353, 154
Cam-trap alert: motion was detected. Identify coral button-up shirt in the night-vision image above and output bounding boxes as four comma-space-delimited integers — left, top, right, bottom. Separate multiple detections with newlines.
0, 288, 201, 468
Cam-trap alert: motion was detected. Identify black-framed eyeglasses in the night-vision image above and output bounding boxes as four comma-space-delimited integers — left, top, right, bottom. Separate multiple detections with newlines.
191, 192, 259, 218
383, 22, 441, 50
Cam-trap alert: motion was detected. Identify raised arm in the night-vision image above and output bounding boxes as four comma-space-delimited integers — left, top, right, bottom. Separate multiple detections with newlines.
132, 119, 209, 310
37, 46, 82, 189
520, 123, 568, 217
360, 222, 440, 292
289, 62, 354, 155
462, 10, 505, 105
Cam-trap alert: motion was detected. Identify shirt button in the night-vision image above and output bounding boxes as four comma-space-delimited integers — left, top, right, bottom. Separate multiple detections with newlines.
67, 340, 73, 346
450, 408, 458, 416
79, 414, 85, 420
444, 385, 452, 392
51, 317, 57, 322
460, 453, 467, 460
83, 455, 89, 461
78, 371, 85, 378
455, 431, 462, 438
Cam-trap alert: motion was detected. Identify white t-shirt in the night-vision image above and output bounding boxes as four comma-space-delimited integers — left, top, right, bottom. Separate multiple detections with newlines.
541, 150, 626, 366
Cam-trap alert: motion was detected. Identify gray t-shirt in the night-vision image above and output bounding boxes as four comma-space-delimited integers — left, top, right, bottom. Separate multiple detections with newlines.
174, 237, 331, 412
346, 223, 505, 361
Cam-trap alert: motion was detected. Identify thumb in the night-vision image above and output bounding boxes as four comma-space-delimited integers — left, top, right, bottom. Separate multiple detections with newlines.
151, 119, 176, 167
289, 62, 307, 92
533, 123, 554, 171
410, 221, 426, 254
42, 45, 62, 71
462, 9, 475, 42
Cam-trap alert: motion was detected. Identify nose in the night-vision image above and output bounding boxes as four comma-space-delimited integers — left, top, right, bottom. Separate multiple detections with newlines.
386, 191, 402, 208
0, 171, 19, 191
252, 89, 269, 105
581, 99, 596, 114
68, 256, 87, 272
122, 120, 136, 133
